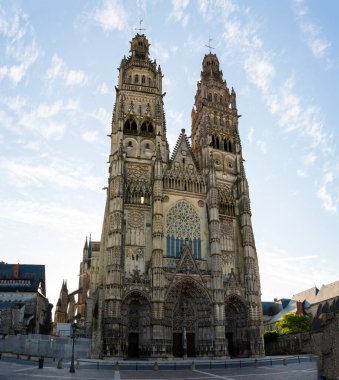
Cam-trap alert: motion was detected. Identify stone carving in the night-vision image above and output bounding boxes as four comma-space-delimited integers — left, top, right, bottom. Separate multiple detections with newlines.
127, 164, 149, 180
127, 211, 144, 229
222, 251, 235, 266
220, 219, 233, 238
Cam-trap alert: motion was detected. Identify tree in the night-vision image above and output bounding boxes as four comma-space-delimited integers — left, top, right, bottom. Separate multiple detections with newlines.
276, 312, 310, 335
264, 330, 279, 344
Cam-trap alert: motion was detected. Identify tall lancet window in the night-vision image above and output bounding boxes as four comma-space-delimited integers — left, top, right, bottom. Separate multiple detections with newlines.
166, 200, 201, 258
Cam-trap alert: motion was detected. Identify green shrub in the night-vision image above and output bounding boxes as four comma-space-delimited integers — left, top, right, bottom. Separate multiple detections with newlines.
264, 330, 280, 344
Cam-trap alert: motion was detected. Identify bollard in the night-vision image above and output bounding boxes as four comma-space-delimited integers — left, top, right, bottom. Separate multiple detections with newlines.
75, 360, 80, 369
38, 357, 44, 369
191, 361, 196, 370
115, 361, 120, 370
136, 362, 138, 371
0, 353, 2, 360
97, 361, 99, 370
283, 358, 287, 365
254, 359, 258, 368
154, 361, 159, 371
57, 359, 63, 369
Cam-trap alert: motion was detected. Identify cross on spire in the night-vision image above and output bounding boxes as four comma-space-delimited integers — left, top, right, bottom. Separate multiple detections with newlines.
205, 36, 215, 53
135, 18, 146, 33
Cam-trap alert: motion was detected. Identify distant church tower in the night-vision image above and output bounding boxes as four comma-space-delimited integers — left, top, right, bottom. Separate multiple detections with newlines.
86, 33, 264, 358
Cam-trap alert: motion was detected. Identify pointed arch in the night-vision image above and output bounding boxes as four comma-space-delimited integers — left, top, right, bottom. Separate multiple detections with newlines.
165, 278, 213, 357
224, 294, 249, 357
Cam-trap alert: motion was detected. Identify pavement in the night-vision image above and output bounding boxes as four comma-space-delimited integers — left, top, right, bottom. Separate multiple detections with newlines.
0, 355, 319, 380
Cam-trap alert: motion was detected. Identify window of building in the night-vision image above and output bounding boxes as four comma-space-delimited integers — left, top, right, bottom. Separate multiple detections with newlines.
135, 74, 139, 83
166, 200, 201, 259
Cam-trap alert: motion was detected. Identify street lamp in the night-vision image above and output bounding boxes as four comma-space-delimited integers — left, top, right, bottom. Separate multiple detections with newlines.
69, 321, 77, 373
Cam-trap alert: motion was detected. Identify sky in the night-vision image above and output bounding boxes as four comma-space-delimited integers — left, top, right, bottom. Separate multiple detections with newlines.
0, 0, 338, 312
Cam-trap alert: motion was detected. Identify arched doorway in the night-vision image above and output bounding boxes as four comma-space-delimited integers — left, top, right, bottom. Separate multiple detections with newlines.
224, 295, 249, 357
122, 291, 151, 357
165, 279, 212, 357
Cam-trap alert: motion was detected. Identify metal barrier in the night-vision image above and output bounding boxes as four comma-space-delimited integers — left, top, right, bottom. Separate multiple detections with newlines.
0, 334, 91, 359
77, 355, 316, 371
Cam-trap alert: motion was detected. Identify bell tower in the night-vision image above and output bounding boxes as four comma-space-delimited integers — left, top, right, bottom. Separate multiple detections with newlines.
110, 33, 168, 160
191, 53, 264, 357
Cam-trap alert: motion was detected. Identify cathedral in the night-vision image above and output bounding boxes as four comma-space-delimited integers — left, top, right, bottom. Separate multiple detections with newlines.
68, 33, 264, 358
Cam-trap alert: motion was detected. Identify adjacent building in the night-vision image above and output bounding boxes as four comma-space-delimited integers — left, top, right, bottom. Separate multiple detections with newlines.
0, 263, 52, 336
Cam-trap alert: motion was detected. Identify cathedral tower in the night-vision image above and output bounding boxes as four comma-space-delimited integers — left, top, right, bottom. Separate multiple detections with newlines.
88, 35, 264, 358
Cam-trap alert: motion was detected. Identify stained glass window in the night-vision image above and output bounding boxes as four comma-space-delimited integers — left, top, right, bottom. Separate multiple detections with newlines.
166, 200, 201, 258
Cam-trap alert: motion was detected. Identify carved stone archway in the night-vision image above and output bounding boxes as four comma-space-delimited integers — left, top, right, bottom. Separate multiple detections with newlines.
165, 278, 213, 357
224, 295, 249, 357
121, 291, 151, 357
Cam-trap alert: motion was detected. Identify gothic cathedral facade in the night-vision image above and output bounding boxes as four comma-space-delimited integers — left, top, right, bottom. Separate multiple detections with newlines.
79, 33, 264, 358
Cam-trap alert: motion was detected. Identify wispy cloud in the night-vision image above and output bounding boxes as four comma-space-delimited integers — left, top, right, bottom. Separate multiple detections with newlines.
82, 130, 98, 143
1, 96, 80, 140
47, 54, 88, 87
247, 127, 254, 144
18, 100, 78, 140
197, 1, 336, 212
96, 82, 110, 95
0, 199, 102, 234
316, 172, 337, 213
292, 0, 331, 61
302, 152, 317, 166
259, 242, 337, 299
1, 158, 103, 192
0, 8, 41, 85
91, 0, 128, 32
169, 0, 190, 27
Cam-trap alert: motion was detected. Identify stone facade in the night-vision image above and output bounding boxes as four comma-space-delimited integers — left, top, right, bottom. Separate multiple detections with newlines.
78, 33, 264, 359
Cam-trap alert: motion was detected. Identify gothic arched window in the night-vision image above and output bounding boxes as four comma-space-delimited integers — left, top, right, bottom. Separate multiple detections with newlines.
166, 200, 201, 258
135, 74, 139, 83
141, 120, 154, 135
216, 137, 220, 149
124, 118, 137, 133
141, 75, 145, 84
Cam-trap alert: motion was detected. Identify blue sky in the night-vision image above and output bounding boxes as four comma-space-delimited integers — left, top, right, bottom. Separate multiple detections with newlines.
0, 0, 338, 310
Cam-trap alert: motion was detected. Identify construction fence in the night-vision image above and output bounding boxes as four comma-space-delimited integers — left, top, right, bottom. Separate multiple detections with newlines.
0, 334, 91, 359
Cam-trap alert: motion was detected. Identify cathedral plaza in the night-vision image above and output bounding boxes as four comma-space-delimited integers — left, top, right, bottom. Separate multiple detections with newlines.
0, 354, 317, 380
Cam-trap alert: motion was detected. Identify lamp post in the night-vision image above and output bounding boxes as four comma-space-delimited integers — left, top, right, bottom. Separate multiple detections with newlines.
69, 321, 77, 373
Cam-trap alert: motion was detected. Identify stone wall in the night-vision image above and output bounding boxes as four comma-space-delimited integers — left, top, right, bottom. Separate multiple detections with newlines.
265, 314, 339, 379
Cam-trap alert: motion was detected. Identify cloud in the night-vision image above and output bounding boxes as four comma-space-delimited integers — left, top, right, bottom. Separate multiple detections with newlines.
257, 140, 267, 154
150, 41, 170, 63
303, 152, 317, 166
96, 82, 110, 95
169, 0, 190, 27
316, 172, 337, 213
1, 158, 103, 192
0, 9, 41, 85
19, 100, 67, 140
0, 199, 102, 234
259, 241, 337, 300
46, 54, 88, 87
296, 169, 306, 177
92, 0, 128, 32
247, 127, 254, 144
292, 0, 331, 60
82, 131, 98, 143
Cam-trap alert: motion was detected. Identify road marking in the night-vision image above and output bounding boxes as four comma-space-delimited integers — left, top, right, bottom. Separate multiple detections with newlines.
114, 370, 121, 379
194, 369, 235, 380
14, 366, 38, 372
